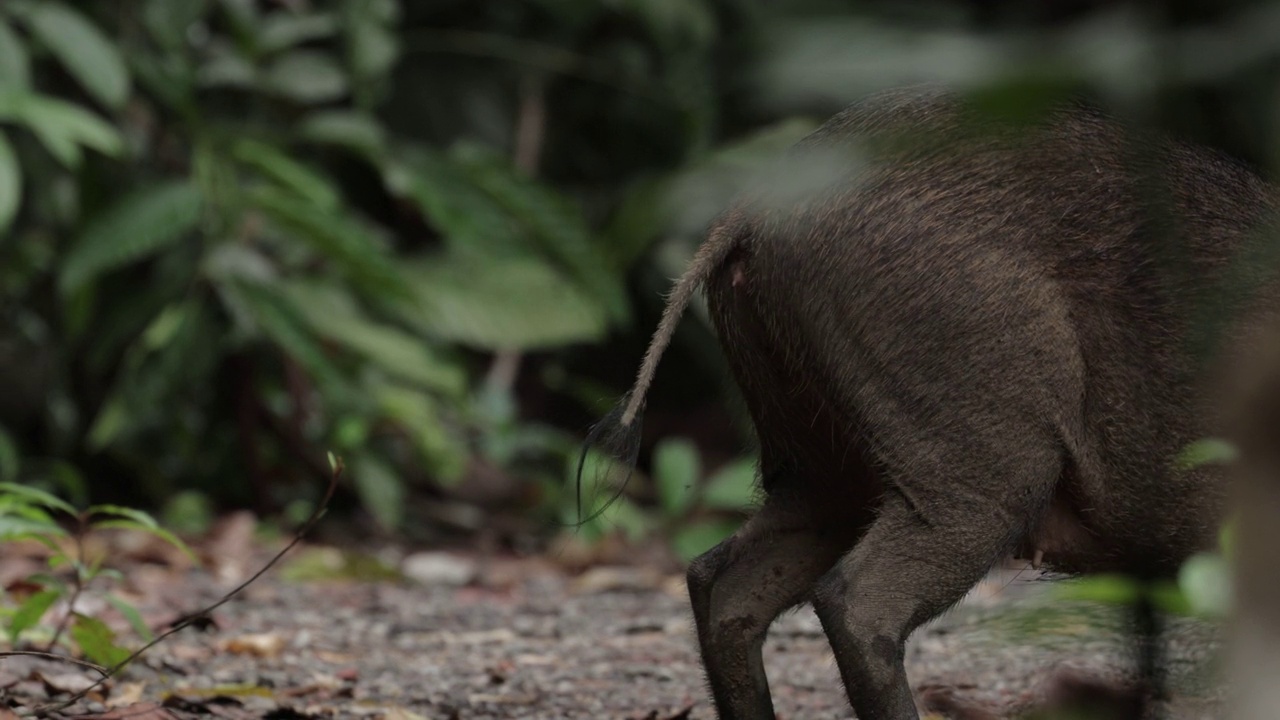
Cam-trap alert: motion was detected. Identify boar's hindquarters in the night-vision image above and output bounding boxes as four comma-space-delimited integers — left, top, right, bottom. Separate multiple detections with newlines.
688, 202, 1090, 719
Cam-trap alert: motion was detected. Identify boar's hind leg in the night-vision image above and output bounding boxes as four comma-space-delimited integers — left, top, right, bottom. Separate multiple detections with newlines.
687, 488, 856, 720
810, 442, 1061, 720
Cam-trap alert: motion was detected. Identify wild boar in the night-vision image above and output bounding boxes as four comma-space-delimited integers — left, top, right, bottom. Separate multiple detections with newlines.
580, 85, 1279, 719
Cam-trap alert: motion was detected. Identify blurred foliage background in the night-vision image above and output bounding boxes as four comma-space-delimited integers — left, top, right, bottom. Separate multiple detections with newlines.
0, 0, 1275, 563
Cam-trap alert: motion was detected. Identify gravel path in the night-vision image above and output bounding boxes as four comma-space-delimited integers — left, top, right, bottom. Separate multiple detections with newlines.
3, 546, 1227, 719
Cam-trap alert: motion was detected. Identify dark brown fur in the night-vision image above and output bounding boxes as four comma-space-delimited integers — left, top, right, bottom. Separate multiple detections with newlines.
586, 85, 1280, 720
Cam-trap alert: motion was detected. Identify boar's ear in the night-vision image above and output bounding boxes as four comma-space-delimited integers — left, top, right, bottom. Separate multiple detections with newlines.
570, 393, 644, 527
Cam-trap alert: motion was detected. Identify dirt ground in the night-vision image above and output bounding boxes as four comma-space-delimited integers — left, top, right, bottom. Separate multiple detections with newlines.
0, 519, 1229, 720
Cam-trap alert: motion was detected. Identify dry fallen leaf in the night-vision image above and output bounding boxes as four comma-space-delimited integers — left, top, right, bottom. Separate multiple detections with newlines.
466, 692, 539, 705
108, 681, 146, 707
35, 670, 100, 695
569, 565, 663, 594
168, 643, 214, 662
222, 631, 286, 657
314, 649, 358, 665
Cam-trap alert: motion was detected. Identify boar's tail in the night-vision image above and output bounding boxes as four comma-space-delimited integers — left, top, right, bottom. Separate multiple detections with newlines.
621, 223, 740, 426
572, 223, 741, 525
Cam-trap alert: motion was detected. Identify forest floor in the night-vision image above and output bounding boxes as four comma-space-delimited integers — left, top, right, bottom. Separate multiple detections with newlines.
0, 513, 1227, 720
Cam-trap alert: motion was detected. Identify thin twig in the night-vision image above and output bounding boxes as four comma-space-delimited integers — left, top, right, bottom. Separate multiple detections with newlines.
31, 458, 343, 715
513, 73, 546, 176
0, 651, 108, 677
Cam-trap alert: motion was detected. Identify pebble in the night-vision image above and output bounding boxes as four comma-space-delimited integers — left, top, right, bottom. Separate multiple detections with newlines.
402, 552, 477, 586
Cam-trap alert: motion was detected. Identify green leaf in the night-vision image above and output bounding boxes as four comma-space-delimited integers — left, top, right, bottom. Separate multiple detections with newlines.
1177, 551, 1232, 617
142, 0, 209, 51
0, 130, 21, 235
350, 454, 403, 531
1147, 580, 1195, 616
672, 519, 740, 563
233, 138, 340, 211
1175, 437, 1239, 470
325, 317, 464, 393
298, 109, 387, 158
228, 281, 350, 397
218, 0, 260, 34
59, 180, 203, 294
1219, 516, 1238, 558
563, 487, 651, 544
0, 481, 77, 515
334, 415, 368, 449
18, 2, 130, 109
258, 12, 338, 53
373, 385, 468, 484
606, 496, 652, 543
9, 589, 61, 642
160, 491, 214, 536
399, 253, 609, 350
249, 187, 409, 300
0, 495, 58, 521
653, 438, 700, 517
264, 50, 348, 104
90, 518, 198, 564
196, 45, 257, 90
0, 518, 65, 542
453, 144, 628, 322
346, 9, 400, 81
280, 280, 465, 395
563, 448, 655, 542
383, 146, 520, 259
86, 504, 157, 529
566, 448, 620, 515
0, 90, 123, 167
1054, 573, 1141, 605
0, 497, 67, 541
201, 243, 277, 287
99, 568, 126, 583
69, 613, 131, 668
140, 302, 193, 351
127, 50, 194, 114
85, 393, 129, 452
105, 594, 154, 642
360, 0, 401, 24
0, 18, 31, 89
701, 457, 759, 511
602, 176, 671, 271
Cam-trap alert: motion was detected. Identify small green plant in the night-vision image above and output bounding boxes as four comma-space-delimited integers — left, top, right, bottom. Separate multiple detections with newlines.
650, 437, 759, 562
564, 436, 759, 561
0, 482, 197, 669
